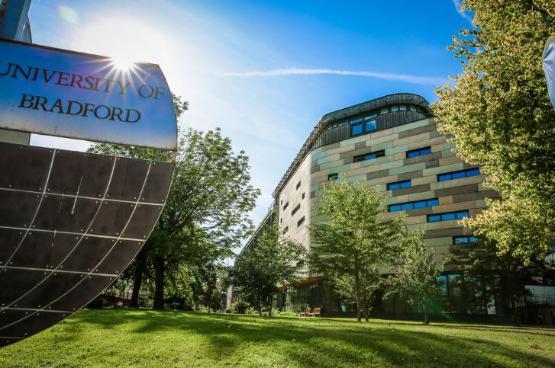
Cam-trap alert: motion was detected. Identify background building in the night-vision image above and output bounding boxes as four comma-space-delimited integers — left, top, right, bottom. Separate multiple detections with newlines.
241, 93, 553, 323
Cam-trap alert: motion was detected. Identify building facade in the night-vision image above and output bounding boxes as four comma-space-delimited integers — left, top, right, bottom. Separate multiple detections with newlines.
241, 93, 553, 323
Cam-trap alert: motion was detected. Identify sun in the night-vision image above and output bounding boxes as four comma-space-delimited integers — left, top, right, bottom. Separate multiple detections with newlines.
72, 17, 174, 70
110, 55, 136, 72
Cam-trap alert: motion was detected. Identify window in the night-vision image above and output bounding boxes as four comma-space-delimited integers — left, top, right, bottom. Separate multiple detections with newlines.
283, 202, 289, 210
438, 168, 481, 182
388, 198, 439, 212
365, 120, 376, 132
406, 146, 432, 158
302, 192, 305, 199
438, 275, 448, 296
427, 210, 470, 223
351, 123, 363, 136
353, 150, 385, 163
296, 181, 301, 190
282, 226, 289, 235
453, 236, 479, 245
297, 216, 305, 227
399, 105, 407, 111
387, 180, 411, 191
391, 105, 399, 112
328, 173, 338, 181
291, 203, 300, 216
350, 118, 377, 136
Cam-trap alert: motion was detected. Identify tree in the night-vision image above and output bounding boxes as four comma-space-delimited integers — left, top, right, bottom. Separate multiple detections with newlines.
388, 228, 442, 325
309, 180, 403, 322
232, 223, 306, 316
89, 96, 260, 309
433, 0, 555, 264
449, 239, 551, 325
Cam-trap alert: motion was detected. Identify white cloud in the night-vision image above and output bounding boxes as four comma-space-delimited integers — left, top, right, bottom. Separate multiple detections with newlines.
219, 67, 446, 86
453, 0, 472, 22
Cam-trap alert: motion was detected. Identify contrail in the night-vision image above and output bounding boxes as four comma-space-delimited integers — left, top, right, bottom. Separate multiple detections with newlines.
218, 67, 447, 86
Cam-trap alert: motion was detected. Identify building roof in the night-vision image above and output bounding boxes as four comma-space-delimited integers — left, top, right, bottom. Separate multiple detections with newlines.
272, 93, 431, 198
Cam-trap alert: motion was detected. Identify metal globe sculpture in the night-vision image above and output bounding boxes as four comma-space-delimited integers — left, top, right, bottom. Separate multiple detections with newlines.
0, 19, 177, 345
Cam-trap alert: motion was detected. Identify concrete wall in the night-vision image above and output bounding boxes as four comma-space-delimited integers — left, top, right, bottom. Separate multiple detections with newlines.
277, 153, 312, 250
301, 117, 498, 264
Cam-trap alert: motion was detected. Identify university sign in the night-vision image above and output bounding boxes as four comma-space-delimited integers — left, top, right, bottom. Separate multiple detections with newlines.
0, 38, 177, 149
0, 19, 177, 346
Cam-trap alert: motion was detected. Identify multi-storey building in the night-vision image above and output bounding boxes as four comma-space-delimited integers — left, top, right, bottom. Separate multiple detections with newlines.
239, 93, 551, 321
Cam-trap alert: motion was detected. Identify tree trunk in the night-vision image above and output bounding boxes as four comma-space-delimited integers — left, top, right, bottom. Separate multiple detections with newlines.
354, 267, 362, 322
364, 307, 369, 322
511, 296, 519, 326
269, 297, 273, 317
130, 246, 148, 308
423, 305, 430, 325
153, 255, 165, 310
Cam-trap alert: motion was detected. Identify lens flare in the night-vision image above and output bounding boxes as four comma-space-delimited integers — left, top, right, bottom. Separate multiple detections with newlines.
110, 56, 136, 71
58, 5, 79, 24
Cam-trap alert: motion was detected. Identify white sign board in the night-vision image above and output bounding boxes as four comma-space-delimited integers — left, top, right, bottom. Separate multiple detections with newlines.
0, 38, 177, 149
543, 36, 555, 111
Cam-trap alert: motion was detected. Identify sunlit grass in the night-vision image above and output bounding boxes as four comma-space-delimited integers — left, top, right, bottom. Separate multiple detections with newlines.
1, 309, 554, 367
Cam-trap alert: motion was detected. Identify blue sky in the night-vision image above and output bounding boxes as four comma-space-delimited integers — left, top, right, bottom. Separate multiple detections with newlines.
27, 0, 471, 236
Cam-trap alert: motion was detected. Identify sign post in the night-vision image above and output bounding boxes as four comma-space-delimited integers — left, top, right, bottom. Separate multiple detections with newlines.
0, 0, 32, 144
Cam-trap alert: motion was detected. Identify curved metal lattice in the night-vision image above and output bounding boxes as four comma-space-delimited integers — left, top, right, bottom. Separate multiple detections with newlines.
0, 142, 173, 346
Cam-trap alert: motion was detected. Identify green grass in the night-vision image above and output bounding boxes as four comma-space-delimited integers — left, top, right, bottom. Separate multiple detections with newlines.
1, 310, 554, 367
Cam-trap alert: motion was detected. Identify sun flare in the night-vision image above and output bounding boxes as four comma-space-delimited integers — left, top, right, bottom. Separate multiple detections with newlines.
73, 18, 174, 70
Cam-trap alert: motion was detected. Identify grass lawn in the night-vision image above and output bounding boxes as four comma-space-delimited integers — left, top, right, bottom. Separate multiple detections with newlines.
1, 310, 554, 367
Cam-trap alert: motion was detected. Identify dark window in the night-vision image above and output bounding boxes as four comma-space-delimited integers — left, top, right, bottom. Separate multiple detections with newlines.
427, 210, 470, 223
282, 226, 289, 234
296, 181, 301, 190
354, 150, 385, 163
406, 146, 432, 158
283, 202, 289, 210
388, 198, 439, 212
328, 173, 338, 181
302, 192, 305, 199
438, 168, 481, 182
387, 180, 411, 191
297, 216, 305, 227
291, 203, 300, 216
438, 275, 448, 296
453, 236, 479, 245
350, 115, 377, 136
365, 120, 376, 132
351, 123, 363, 136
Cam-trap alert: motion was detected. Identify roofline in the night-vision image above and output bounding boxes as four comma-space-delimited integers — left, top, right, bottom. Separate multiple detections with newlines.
272, 93, 432, 198
238, 206, 274, 257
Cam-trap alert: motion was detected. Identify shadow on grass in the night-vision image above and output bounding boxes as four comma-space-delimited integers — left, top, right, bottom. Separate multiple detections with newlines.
60, 310, 555, 368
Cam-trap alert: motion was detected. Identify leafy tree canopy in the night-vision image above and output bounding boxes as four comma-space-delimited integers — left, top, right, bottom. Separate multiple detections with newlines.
309, 180, 404, 321
433, 0, 555, 264
232, 222, 306, 316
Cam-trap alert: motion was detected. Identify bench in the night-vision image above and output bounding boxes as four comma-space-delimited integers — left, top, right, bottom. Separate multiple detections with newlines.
301, 307, 321, 317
